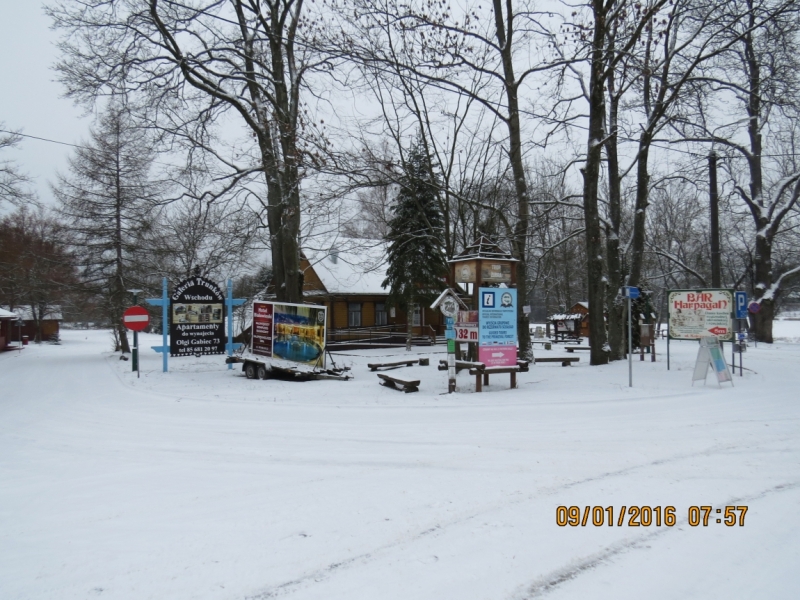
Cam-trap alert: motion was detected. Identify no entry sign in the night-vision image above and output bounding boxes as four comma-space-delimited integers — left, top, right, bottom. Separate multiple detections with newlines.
123, 306, 150, 331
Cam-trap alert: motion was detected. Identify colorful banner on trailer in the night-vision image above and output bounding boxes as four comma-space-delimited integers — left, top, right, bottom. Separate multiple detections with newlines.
668, 289, 734, 341
170, 276, 225, 356
251, 300, 327, 367
478, 287, 517, 367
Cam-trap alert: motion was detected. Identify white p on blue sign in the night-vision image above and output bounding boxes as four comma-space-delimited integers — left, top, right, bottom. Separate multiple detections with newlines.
735, 291, 748, 319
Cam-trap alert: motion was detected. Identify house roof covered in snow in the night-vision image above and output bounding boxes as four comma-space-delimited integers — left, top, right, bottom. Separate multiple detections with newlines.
0, 308, 17, 319
1, 306, 64, 321
303, 240, 389, 296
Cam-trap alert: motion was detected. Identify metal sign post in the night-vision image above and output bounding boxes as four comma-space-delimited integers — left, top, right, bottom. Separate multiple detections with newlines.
123, 292, 147, 378
622, 286, 640, 387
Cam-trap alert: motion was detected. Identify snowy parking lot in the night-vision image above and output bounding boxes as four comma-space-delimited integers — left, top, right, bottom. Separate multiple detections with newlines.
2, 325, 799, 599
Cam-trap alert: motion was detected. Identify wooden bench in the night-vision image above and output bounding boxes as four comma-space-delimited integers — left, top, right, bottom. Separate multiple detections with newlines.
564, 346, 591, 353
534, 356, 580, 367
468, 364, 520, 392
438, 359, 485, 373
369, 358, 429, 371
531, 340, 552, 350
377, 373, 420, 393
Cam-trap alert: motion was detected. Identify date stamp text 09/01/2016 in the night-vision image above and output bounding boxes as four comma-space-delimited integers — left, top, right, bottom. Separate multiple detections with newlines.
556, 505, 748, 527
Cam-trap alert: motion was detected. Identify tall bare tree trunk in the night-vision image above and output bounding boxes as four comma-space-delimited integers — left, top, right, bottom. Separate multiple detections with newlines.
582, 0, 610, 365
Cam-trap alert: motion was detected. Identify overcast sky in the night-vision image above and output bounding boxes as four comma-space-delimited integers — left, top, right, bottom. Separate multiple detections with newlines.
0, 1, 89, 208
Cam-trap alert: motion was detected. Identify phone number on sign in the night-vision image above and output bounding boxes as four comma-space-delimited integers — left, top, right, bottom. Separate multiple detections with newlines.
556, 505, 748, 527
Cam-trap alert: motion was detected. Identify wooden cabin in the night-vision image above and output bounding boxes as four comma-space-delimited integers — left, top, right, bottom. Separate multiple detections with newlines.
548, 302, 590, 341
298, 242, 442, 345
1, 306, 62, 343
0, 308, 17, 351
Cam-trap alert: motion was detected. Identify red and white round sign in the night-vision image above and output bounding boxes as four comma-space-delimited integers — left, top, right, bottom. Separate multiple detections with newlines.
123, 306, 150, 331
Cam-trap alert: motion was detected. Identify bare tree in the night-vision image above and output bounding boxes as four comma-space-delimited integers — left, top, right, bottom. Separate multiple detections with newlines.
0, 125, 35, 209
48, 0, 332, 303
673, 0, 800, 341
53, 103, 162, 353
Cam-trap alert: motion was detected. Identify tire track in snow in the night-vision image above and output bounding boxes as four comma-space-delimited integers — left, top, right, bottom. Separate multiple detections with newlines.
512, 480, 800, 599
243, 440, 789, 599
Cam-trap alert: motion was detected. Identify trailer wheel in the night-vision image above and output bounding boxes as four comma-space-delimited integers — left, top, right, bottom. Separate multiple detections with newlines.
244, 362, 257, 379
257, 364, 269, 380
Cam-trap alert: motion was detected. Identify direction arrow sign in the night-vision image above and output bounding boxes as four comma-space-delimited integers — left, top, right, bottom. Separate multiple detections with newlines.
708, 326, 728, 336
123, 306, 150, 332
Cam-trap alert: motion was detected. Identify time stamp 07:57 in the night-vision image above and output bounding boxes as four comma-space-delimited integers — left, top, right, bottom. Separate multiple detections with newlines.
556, 505, 748, 527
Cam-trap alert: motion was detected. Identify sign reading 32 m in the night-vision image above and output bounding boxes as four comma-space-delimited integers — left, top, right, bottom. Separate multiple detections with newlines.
668, 289, 734, 341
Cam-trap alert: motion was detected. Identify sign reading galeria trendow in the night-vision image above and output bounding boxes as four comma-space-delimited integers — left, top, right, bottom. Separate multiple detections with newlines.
170, 276, 225, 356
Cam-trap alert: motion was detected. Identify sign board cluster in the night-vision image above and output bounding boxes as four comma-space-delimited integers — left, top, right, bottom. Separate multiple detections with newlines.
251, 300, 327, 368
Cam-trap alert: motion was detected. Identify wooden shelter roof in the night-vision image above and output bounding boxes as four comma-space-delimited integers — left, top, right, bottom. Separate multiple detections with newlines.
448, 236, 517, 263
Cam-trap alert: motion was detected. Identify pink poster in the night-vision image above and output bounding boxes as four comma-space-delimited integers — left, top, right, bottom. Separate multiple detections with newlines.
479, 345, 517, 367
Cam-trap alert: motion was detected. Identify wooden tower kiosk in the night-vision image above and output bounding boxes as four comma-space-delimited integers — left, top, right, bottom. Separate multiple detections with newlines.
448, 236, 518, 308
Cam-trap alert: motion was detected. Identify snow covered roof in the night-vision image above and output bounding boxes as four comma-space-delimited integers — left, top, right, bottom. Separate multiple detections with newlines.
548, 313, 585, 321
304, 240, 389, 296
575, 301, 589, 309
0, 308, 17, 319
449, 236, 517, 263
1, 306, 63, 321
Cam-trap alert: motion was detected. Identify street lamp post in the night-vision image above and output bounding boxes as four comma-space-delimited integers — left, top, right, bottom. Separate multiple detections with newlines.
127, 289, 143, 374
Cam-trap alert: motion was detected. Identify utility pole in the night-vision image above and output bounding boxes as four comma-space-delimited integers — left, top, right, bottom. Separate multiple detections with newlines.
709, 151, 721, 288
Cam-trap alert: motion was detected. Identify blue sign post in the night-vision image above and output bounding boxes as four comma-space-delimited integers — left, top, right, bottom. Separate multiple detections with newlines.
225, 279, 246, 369
146, 277, 170, 373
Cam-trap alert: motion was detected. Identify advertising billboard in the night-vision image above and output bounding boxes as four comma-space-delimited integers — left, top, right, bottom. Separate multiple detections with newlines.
668, 289, 734, 341
251, 300, 327, 367
170, 276, 225, 356
478, 287, 517, 367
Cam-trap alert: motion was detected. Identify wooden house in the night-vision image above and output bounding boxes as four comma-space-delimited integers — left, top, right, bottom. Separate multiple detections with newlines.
1, 306, 63, 343
298, 242, 442, 346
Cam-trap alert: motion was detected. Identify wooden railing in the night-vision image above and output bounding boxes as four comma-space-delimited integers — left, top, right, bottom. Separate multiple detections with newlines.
327, 324, 438, 348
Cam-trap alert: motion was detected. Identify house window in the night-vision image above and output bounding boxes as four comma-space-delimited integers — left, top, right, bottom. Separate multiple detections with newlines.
348, 302, 362, 327
375, 302, 387, 326
412, 304, 421, 326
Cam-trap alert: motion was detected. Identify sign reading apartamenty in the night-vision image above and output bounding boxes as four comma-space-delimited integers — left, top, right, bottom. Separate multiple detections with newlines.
478, 287, 517, 367
170, 276, 225, 356
668, 289, 734, 341
251, 300, 327, 368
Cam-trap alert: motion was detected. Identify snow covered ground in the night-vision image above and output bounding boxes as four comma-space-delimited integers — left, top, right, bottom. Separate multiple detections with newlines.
1, 323, 799, 599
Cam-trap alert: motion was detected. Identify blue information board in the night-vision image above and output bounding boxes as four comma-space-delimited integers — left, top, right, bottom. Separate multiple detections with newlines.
478, 288, 517, 345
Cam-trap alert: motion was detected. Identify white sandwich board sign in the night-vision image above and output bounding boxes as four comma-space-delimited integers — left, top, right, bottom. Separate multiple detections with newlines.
692, 336, 733, 387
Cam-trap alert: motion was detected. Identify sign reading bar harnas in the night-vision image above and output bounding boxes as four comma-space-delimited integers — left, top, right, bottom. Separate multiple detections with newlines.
170, 276, 225, 356
668, 289, 734, 341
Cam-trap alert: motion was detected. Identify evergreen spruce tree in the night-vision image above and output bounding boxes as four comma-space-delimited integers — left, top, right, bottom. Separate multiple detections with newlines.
382, 140, 448, 350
